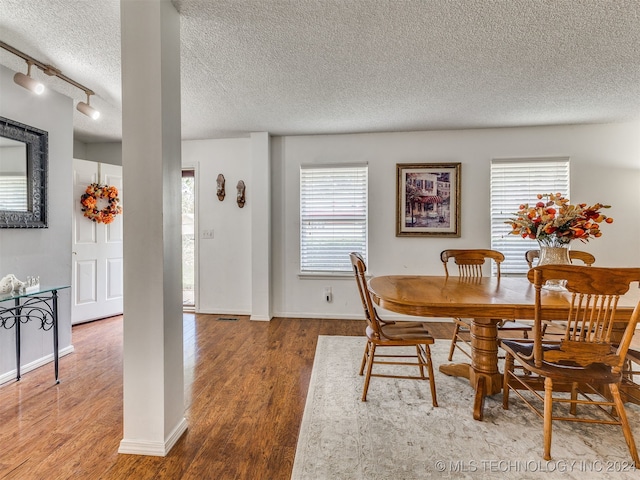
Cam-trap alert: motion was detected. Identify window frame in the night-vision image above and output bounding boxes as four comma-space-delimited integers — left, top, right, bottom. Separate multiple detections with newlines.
490, 157, 570, 275
299, 163, 368, 276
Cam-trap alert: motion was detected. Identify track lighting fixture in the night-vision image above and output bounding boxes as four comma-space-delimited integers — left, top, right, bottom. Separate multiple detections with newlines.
76, 92, 100, 119
1, 40, 100, 120
13, 61, 45, 95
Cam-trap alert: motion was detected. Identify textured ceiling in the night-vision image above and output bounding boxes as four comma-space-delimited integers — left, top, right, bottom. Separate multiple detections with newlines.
1, 0, 639, 144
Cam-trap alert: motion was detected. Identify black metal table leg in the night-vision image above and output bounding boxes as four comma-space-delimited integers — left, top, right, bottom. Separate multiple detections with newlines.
52, 290, 59, 384
14, 298, 21, 381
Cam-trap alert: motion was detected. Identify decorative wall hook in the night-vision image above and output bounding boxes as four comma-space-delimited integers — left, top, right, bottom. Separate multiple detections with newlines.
236, 180, 246, 208
216, 174, 225, 201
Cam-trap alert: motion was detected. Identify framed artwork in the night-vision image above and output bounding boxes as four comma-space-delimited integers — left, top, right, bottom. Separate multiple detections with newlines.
396, 162, 461, 237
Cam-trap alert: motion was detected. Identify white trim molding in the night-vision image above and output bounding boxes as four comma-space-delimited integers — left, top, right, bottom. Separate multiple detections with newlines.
118, 417, 188, 457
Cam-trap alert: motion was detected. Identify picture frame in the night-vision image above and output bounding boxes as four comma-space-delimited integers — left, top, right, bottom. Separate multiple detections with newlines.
396, 162, 461, 237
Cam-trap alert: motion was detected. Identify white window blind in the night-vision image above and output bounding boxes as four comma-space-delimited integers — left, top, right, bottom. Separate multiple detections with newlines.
490, 157, 570, 275
300, 164, 368, 273
0, 175, 28, 211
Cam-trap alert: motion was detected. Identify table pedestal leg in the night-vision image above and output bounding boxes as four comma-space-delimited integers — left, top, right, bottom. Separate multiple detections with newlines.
470, 318, 502, 420
438, 318, 503, 420
438, 362, 471, 379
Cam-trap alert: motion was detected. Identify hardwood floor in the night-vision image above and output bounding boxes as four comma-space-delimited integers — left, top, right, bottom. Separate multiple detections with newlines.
0, 314, 456, 479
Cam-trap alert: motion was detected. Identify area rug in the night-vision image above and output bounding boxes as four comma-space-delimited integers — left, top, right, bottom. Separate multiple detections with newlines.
291, 336, 640, 480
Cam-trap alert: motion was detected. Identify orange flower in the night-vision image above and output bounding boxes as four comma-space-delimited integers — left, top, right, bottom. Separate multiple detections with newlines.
83, 196, 97, 209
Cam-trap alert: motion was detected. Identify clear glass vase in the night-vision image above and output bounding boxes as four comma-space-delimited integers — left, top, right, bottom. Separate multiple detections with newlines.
537, 242, 571, 290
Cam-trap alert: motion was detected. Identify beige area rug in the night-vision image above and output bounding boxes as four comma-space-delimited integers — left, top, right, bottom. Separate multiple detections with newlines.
291, 336, 640, 480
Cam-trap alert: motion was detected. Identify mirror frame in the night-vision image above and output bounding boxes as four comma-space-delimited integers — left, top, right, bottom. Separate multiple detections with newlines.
0, 116, 48, 228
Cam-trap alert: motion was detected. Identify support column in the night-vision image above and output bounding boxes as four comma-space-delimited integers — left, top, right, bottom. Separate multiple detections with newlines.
250, 132, 272, 321
118, 0, 187, 456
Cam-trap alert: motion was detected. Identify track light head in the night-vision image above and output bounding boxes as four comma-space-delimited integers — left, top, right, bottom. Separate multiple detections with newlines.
77, 92, 100, 119
77, 101, 100, 119
13, 62, 44, 95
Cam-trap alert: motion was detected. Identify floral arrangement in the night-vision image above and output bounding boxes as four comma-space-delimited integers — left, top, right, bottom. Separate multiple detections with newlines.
506, 193, 613, 247
80, 183, 123, 224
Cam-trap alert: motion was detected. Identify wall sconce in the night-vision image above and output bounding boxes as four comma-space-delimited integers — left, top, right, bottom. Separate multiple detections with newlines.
216, 174, 225, 201
236, 180, 246, 208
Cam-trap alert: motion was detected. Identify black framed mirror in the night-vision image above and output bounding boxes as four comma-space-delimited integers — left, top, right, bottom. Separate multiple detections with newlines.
0, 116, 48, 228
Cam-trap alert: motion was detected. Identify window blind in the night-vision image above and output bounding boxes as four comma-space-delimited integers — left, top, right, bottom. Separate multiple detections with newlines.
490, 158, 570, 275
0, 175, 28, 211
300, 164, 368, 273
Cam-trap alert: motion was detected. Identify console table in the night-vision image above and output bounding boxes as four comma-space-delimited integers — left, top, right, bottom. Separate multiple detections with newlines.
0, 286, 69, 383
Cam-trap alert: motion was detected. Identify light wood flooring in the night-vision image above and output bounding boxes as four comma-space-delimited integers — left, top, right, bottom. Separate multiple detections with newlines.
0, 314, 459, 479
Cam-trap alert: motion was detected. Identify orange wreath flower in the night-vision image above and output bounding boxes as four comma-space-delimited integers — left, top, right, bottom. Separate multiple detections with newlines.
80, 183, 123, 224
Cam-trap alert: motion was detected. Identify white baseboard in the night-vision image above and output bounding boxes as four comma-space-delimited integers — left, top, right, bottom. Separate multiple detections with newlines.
190, 309, 449, 323
272, 311, 365, 320
271, 311, 449, 322
0, 345, 75, 386
196, 308, 251, 316
118, 417, 188, 456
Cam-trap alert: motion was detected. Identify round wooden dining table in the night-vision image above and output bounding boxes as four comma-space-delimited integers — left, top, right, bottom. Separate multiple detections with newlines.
368, 275, 640, 421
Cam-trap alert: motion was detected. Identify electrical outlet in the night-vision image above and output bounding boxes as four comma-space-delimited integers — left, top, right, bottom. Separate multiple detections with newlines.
324, 287, 332, 303
202, 229, 214, 239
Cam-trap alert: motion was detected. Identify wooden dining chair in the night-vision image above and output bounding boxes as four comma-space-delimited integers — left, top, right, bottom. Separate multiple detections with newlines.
525, 249, 596, 268
527, 249, 640, 401
349, 252, 438, 405
620, 349, 640, 404
526, 249, 596, 337
502, 265, 640, 466
441, 249, 531, 361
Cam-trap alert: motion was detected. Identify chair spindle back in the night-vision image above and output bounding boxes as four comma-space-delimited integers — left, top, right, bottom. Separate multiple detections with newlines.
441, 249, 503, 279
525, 249, 596, 269
528, 265, 640, 370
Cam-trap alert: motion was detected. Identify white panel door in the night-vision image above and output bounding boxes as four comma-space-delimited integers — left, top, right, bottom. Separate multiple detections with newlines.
72, 159, 124, 324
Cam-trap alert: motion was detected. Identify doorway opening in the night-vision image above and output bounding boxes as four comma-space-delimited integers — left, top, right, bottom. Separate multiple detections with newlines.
182, 169, 195, 309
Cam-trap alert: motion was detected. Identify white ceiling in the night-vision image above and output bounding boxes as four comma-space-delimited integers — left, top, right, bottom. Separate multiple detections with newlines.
1, 0, 639, 144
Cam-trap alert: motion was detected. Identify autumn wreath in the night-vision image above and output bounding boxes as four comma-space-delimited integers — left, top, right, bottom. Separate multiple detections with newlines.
80, 183, 123, 224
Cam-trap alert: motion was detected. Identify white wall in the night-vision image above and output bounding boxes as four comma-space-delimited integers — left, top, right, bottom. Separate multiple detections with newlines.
73, 140, 87, 160
0, 64, 74, 381
88, 122, 640, 321
73, 141, 122, 166
182, 138, 252, 314
271, 123, 640, 319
